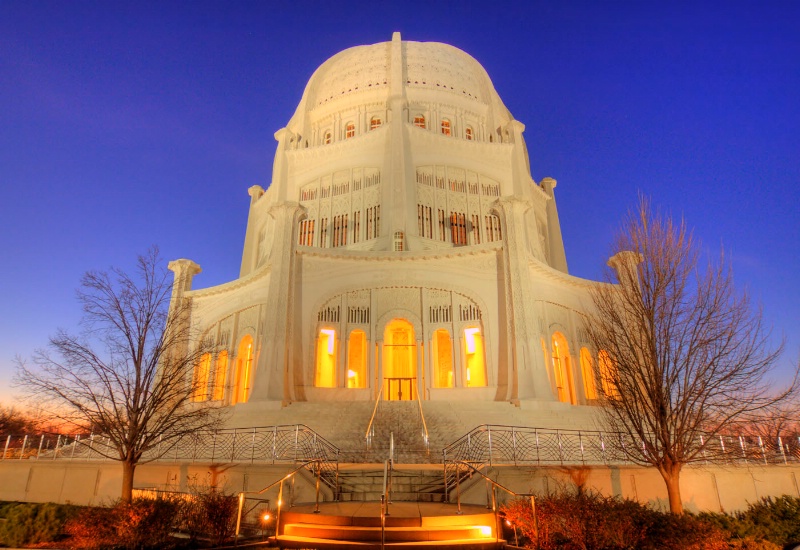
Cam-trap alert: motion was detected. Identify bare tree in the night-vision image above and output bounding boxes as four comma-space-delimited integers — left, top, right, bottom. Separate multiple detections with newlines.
0, 405, 37, 437
586, 197, 797, 514
15, 249, 224, 503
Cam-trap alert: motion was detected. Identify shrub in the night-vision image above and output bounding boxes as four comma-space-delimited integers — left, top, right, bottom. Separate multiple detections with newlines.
701, 496, 800, 547
182, 488, 238, 546
739, 496, 800, 545
501, 491, 729, 550
0, 502, 78, 547
65, 497, 181, 550
503, 492, 651, 550
639, 511, 729, 550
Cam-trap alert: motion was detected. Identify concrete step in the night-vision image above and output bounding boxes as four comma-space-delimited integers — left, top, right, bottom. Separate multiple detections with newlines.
277, 502, 504, 550
283, 523, 492, 542
277, 534, 503, 549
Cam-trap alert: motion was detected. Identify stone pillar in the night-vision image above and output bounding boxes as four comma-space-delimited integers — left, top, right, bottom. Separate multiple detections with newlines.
248, 201, 302, 404
239, 185, 265, 277
608, 251, 644, 289
495, 197, 555, 403
540, 177, 569, 274
165, 259, 202, 381
168, 259, 201, 302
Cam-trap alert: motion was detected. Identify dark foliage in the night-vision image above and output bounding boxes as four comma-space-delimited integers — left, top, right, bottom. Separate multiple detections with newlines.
499, 491, 783, 550
0, 502, 78, 547
64, 497, 182, 550
701, 496, 800, 547
181, 487, 238, 546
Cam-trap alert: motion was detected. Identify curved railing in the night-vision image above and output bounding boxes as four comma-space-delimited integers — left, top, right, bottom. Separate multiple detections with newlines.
442, 425, 800, 495
3, 424, 340, 492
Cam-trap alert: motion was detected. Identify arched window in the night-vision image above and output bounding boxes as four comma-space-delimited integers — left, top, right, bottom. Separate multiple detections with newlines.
465, 126, 474, 141
212, 351, 227, 401
315, 328, 337, 387
551, 332, 575, 404
347, 330, 367, 389
233, 335, 254, 404
192, 353, 211, 402
323, 131, 332, 145
580, 347, 597, 401
370, 117, 382, 130
464, 327, 486, 387
393, 231, 405, 252
433, 329, 454, 388
598, 350, 619, 399
345, 122, 355, 139
413, 115, 426, 129
383, 319, 416, 400
440, 119, 451, 136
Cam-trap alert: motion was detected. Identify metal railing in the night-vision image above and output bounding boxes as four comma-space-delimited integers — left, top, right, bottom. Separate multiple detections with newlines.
234, 459, 324, 543
3, 424, 337, 470
384, 377, 416, 401
414, 382, 430, 452
365, 385, 385, 448
448, 459, 536, 546
443, 424, 800, 491
365, 381, 429, 457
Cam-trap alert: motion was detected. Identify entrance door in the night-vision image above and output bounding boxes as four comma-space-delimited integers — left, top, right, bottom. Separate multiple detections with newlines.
382, 319, 416, 400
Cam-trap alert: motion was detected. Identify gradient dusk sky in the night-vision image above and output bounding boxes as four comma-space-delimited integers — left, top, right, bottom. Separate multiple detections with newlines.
1, 1, 798, 404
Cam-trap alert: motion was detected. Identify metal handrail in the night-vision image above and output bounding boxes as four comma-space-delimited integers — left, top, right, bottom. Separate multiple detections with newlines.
234, 459, 321, 543
414, 381, 430, 451
365, 385, 385, 447
450, 459, 537, 547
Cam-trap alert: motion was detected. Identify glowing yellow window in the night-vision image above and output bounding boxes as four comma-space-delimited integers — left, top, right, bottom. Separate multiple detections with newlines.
212, 350, 227, 401
192, 353, 211, 402
347, 330, 367, 389
413, 115, 426, 129
433, 329, 454, 388
464, 328, 486, 387
552, 332, 575, 404
345, 122, 355, 139
580, 347, 597, 400
234, 335, 254, 404
465, 126, 474, 140
440, 119, 451, 136
315, 328, 337, 387
370, 117, 382, 130
598, 350, 619, 399
323, 131, 332, 145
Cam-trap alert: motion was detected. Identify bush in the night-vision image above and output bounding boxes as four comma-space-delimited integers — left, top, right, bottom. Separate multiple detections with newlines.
639, 511, 729, 550
0, 502, 78, 547
501, 492, 729, 550
503, 492, 651, 550
65, 497, 182, 550
701, 496, 800, 548
182, 488, 238, 546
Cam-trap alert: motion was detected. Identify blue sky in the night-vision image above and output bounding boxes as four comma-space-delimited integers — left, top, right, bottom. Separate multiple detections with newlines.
1, 1, 798, 403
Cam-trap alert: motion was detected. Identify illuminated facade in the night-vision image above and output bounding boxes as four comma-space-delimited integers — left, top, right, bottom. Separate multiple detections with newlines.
168, 33, 619, 420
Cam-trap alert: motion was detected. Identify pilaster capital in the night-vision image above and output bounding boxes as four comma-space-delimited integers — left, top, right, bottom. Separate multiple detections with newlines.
167, 259, 202, 294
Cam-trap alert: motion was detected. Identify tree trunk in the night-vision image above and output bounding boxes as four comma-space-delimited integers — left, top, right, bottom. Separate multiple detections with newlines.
659, 466, 683, 514
121, 460, 137, 504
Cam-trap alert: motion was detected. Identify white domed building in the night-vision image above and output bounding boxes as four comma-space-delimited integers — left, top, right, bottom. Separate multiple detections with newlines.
171, 33, 612, 434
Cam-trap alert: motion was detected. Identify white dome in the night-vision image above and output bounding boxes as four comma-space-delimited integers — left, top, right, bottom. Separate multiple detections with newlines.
288, 34, 512, 128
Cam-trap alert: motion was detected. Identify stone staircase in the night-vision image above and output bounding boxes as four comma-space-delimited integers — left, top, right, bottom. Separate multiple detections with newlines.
226, 399, 606, 465
337, 465, 447, 503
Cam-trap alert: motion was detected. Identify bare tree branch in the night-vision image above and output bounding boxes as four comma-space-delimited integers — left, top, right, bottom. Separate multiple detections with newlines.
586, 196, 798, 514
14, 248, 225, 502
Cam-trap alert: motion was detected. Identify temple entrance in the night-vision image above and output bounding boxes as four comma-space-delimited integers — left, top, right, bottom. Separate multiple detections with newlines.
382, 319, 417, 400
